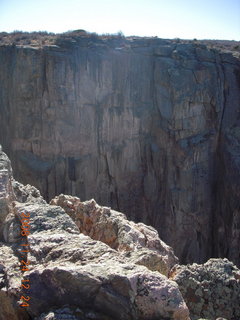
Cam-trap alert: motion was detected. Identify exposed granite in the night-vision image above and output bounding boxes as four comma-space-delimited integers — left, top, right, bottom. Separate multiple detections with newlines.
0, 35, 240, 267
50, 194, 178, 276
0, 149, 190, 320
170, 258, 240, 320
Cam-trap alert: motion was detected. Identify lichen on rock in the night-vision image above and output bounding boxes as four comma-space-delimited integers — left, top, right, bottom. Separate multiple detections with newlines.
170, 258, 240, 320
50, 194, 178, 275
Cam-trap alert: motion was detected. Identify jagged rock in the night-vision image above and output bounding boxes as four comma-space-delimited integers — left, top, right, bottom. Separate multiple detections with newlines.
14, 202, 80, 236
0, 149, 190, 320
0, 244, 30, 320
50, 194, 178, 275
1, 37, 240, 266
19, 224, 189, 320
169, 258, 240, 320
12, 180, 46, 204
26, 256, 189, 320
35, 306, 114, 320
0, 150, 15, 241
24, 217, 187, 319
123, 248, 170, 275
2, 212, 22, 243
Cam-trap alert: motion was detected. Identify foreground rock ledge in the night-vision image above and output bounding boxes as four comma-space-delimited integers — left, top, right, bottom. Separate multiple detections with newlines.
0, 148, 190, 320
50, 194, 178, 276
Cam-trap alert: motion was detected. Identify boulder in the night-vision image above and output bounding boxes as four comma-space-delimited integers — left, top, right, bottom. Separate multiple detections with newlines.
50, 194, 178, 275
170, 258, 240, 320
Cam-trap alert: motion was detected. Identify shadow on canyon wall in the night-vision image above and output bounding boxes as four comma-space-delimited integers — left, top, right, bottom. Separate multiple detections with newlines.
0, 31, 240, 266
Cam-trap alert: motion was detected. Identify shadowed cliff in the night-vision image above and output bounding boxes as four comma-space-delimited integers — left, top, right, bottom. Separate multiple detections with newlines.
0, 31, 240, 266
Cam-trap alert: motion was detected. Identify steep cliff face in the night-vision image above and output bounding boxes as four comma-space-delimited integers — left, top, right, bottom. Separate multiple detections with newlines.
0, 34, 239, 265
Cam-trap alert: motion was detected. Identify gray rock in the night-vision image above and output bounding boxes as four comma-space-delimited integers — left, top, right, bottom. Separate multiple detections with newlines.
170, 258, 240, 320
0, 150, 190, 320
13, 180, 46, 204
35, 307, 113, 320
0, 37, 239, 266
25, 226, 188, 319
50, 194, 178, 275
0, 151, 15, 241
14, 202, 80, 235
0, 244, 28, 320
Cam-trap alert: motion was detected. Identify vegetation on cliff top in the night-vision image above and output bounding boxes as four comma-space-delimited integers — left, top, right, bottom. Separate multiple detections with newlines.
0, 30, 239, 57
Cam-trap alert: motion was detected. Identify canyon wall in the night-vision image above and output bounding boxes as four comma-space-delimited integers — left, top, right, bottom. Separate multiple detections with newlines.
0, 35, 239, 265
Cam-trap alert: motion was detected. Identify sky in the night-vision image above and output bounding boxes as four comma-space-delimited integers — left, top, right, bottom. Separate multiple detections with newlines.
0, 0, 239, 40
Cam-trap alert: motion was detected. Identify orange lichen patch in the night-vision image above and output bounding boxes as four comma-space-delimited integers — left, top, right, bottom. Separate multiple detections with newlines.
184, 287, 201, 304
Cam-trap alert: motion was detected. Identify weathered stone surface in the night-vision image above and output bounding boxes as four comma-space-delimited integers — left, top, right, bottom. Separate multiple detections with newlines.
35, 307, 113, 320
0, 244, 30, 320
0, 149, 190, 320
0, 149, 15, 241
12, 180, 45, 204
123, 248, 170, 275
14, 202, 80, 235
170, 258, 240, 320
0, 36, 239, 266
50, 194, 178, 275
23, 230, 189, 319
26, 257, 189, 320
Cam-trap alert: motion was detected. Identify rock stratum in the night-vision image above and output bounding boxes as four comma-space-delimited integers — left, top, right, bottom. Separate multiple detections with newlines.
1, 148, 240, 319
0, 32, 240, 267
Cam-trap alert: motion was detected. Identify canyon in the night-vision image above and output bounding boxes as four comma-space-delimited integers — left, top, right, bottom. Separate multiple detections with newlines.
0, 31, 240, 266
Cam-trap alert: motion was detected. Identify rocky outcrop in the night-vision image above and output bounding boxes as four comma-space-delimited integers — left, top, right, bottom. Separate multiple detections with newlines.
0, 149, 18, 245
0, 33, 240, 267
50, 194, 178, 275
0, 148, 190, 320
1, 145, 240, 320
170, 258, 240, 320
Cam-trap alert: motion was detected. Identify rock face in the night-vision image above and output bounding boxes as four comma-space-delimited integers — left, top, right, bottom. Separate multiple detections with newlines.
0, 149, 17, 243
0, 148, 190, 320
0, 34, 240, 266
170, 258, 240, 320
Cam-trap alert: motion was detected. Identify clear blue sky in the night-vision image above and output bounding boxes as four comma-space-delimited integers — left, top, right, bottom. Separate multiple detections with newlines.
0, 0, 239, 40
